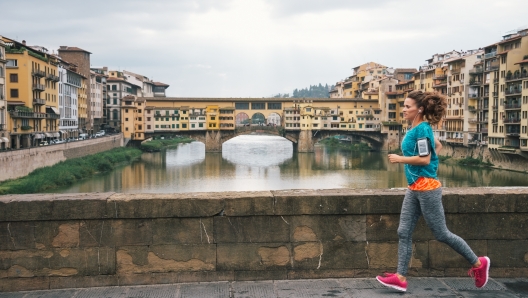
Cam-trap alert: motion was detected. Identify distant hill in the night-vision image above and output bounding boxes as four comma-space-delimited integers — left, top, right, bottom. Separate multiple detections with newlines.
273, 83, 334, 98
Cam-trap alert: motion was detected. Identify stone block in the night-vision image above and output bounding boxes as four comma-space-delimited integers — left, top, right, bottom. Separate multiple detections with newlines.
152, 218, 214, 245
116, 245, 216, 275
487, 240, 528, 268
487, 267, 528, 278
0, 193, 110, 222
287, 269, 355, 279
317, 189, 369, 215
366, 215, 434, 241
271, 189, 322, 215
366, 241, 427, 270
112, 219, 153, 246
0, 247, 115, 277
152, 271, 234, 284
214, 216, 289, 243
457, 193, 516, 213
107, 193, 224, 218
293, 241, 368, 270
516, 193, 528, 212
0, 222, 35, 250
217, 243, 292, 271
449, 214, 528, 240
79, 219, 115, 247
429, 240, 486, 269
234, 270, 288, 281
115, 273, 153, 286
291, 215, 366, 242
0, 276, 49, 292
365, 191, 404, 214
223, 191, 275, 216
49, 275, 119, 289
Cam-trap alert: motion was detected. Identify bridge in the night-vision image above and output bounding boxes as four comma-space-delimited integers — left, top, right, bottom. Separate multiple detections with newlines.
122, 97, 401, 152
149, 126, 388, 152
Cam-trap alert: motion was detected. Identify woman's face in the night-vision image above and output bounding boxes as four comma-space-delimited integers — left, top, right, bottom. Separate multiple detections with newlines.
403, 97, 420, 122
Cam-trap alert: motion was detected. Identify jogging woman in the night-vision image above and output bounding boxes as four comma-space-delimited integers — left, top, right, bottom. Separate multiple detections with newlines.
376, 90, 490, 292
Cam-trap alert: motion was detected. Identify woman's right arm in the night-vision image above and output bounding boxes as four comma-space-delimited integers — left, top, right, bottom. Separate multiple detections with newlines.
435, 138, 442, 154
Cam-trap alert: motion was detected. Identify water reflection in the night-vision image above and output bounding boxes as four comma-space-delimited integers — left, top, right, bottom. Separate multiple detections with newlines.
53, 135, 528, 194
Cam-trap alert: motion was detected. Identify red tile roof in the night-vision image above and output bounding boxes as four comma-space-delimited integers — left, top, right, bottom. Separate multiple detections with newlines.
58, 46, 92, 54
153, 82, 169, 87
514, 59, 528, 65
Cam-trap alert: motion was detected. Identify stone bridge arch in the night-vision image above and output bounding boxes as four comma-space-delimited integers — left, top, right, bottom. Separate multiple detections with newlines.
313, 130, 385, 150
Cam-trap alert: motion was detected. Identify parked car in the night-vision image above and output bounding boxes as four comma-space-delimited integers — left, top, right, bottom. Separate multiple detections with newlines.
96, 130, 105, 137
53, 139, 66, 144
79, 133, 88, 140
38, 141, 49, 146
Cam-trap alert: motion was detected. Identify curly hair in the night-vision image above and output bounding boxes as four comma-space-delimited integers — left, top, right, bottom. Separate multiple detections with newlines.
407, 90, 447, 125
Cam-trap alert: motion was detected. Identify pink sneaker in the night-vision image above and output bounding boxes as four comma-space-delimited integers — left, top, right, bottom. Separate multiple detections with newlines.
468, 256, 490, 288
376, 273, 407, 292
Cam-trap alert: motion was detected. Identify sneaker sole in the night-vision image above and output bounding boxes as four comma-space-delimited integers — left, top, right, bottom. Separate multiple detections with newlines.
477, 256, 490, 288
376, 276, 407, 292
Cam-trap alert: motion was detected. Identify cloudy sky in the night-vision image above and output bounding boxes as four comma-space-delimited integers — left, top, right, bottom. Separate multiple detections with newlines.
1, 0, 526, 97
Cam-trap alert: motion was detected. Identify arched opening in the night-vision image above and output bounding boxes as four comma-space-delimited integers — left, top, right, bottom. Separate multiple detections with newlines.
251, 113, 265, 126
267, 113, 281, 126
236, 112, 250, 126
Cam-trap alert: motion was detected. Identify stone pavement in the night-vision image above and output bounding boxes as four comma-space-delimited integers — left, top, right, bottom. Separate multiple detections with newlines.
0, 277, 527, 298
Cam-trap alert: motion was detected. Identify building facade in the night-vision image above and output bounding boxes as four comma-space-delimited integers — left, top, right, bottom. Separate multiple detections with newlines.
0, 36, 8, 149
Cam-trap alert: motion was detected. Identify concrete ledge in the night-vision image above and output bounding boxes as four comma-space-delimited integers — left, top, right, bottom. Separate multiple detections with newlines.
1, 187, 527, 292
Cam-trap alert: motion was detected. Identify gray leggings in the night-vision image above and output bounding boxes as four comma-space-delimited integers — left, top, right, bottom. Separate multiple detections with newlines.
397, 188, 478, 276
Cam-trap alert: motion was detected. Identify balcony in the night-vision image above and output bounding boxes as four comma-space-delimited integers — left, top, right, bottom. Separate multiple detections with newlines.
484, 65, 499, 72
505, 72, 528, 82
468, 80, 482, 86
492, 118, 498, 124
33, 83, 45, 91
468, 118, 478, 123
9, 111, 37, 118
468, 93, 480, 99
32, 70, 46, 77
505, 89, 522, 96
484, 52, 497, 59
433, 74, 446, 80
451, 68, 461, 75
469, 68, 483, 74
493, 78, 499, 84
504, 118, 521, 124
478, 118, 489, 123
46, 74, 60, 82
479, 128, 489, 133
505, 103, 522, 109
33, 98, 46, 105
468, 106, 477, 113
46, 113, 60, 119
506, 128, 520, 136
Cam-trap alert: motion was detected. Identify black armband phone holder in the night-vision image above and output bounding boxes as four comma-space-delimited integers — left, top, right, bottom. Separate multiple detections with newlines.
417, 137, 431, 157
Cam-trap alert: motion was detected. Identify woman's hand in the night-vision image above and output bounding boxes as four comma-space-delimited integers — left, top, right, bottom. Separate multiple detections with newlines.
388, 154, 402, 164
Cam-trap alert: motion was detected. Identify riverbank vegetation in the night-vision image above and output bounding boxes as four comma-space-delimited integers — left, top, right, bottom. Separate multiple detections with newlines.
139, 136, 194, 152
319, 137, 371, 151
456, 156, 493, 167
0, 147, 142, 195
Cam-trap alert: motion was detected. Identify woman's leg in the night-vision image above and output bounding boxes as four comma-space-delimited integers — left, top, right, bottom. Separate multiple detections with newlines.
418, 188, 478, 265
396, 189, 422, 276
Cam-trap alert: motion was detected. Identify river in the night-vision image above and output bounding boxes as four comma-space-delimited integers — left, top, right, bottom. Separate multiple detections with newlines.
53, 135, 528, 193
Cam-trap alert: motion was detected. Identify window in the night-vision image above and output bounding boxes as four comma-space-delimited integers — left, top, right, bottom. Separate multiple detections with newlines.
251, 102, 265, 109
182, 124, 187, 128
147, 125, 151, 129
113, 98, 117, 105
9, 74, 18, 82
268, 103, 282, 110
235, 102, 249, 109
10, 89, 19, 98
125, 118, 129, 121
6, 59, 17, 67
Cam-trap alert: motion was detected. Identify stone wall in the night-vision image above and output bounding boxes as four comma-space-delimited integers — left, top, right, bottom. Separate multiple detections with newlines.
0, 187, 527, 292
0, 134, 123, 182
440, 145, 528, 173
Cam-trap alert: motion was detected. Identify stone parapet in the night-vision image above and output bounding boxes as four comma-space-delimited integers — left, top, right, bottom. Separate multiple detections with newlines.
0, 187, 527, 292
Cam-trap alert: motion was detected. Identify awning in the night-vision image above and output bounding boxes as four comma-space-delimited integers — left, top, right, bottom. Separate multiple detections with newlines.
44, 132, 53, 137
53, 132, 60, 137
46, 107, 60, 114
34, 134, 44, 139
0, 137, 9, 144
7, 101, 26, 106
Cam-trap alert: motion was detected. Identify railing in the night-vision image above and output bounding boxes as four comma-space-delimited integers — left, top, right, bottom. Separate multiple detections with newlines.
469, 68, 483, 74
505, 103, 522, 109
505, 73, 528, 82
493, 78, 499, 83
33, 98, 45, 105
451, 68, 461, 74
468, 93, 480, 98
483, 92, 490, 97
479, 128, 489, 133
504, 118, 521, 123
505, 89, 522, 95
484, 52, 497, 59
46, 113, 60, 119
479, 118, 489, 123
33, 83, 45, 91
484, 65, 499, 72
468, 118, 478, 123
468, 106, 477, 112
492, 119, 498, 123
47, 74, 60, 82
469, 80, 482, 85
492, 92, 498, 97
32, 70, 46, 77
9, 111, 37, 118
433, 74, 446, 79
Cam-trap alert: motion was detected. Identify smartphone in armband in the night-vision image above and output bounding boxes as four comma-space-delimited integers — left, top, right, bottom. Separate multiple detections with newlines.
416, 137, 431, 157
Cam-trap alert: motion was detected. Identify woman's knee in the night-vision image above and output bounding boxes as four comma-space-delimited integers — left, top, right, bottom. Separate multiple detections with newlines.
433, 230, 451, 243
397, 226, 411, 240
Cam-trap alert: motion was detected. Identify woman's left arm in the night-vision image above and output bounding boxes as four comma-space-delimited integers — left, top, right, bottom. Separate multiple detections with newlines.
388, 154, 431, 165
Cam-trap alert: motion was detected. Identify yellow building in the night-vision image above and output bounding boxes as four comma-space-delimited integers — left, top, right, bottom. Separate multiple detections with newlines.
2, 37, 60, 149
343, 62, 387, 98
206, 105, 220, 130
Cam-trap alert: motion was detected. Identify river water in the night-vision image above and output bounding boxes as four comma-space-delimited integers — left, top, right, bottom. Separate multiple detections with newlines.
55, 135, 528, 193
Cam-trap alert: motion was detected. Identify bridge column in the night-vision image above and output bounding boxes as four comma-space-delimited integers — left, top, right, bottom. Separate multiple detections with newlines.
205, 130, 222, 152
297, 130, 314, 153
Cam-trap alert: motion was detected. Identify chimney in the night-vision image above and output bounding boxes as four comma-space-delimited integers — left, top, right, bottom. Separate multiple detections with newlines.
59, 46, 67, 50
22, 40, 26, 45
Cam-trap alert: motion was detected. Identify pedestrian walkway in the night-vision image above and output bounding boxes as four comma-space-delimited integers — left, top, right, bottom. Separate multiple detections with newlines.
1, 277, 527, 297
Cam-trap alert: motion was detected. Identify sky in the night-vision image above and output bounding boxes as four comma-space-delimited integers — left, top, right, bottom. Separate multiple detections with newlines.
1, 0, 526, 97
